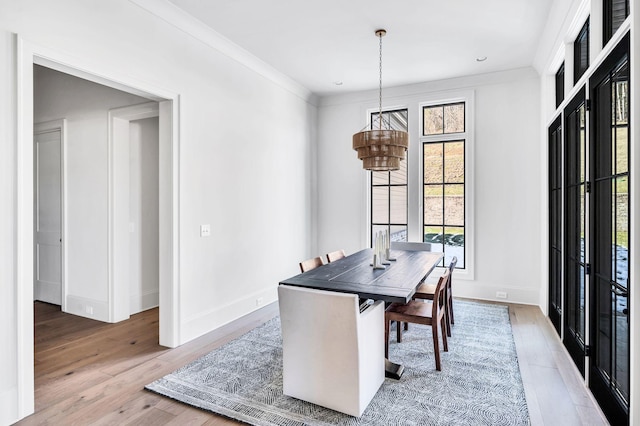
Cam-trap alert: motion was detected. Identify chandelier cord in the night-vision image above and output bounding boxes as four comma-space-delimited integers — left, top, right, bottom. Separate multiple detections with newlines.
378, 31, 383, 131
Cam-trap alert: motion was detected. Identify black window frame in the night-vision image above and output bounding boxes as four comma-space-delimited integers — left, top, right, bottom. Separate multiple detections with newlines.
369, 108, 409, 246
421, 102, 466, 269
556, 62, 565, 108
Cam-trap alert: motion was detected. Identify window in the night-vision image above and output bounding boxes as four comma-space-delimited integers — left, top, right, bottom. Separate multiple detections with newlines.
422, 102, 466, 268
603, 0, 629, 45
574, 19, 590, 84
370, 109, 408, 245
555, 62, 565, 108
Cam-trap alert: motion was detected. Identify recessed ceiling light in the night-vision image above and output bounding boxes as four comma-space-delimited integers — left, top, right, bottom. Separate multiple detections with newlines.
476, 56, 487, 62
334, 81, 343, 86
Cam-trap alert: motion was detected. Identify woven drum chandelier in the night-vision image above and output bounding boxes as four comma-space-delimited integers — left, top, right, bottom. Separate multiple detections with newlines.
353, 29, 409, 171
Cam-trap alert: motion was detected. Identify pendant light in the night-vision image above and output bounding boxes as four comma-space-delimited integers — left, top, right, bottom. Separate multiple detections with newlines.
353, 29, 409, 171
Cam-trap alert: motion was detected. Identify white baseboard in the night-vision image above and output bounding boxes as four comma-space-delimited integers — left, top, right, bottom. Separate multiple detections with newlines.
130, 289, 159, 315
454, 281, 540, 306
64, 295, 110, 322
181, 287, 278, 344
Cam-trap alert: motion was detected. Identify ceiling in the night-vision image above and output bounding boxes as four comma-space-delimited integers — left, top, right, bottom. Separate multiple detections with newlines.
167, 0, 554, 96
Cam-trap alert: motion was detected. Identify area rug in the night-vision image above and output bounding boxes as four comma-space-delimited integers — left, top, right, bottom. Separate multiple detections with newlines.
146, 300, 529, 425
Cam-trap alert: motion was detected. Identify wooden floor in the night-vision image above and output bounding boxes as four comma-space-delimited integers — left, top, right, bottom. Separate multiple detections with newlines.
17, 300, 608, 425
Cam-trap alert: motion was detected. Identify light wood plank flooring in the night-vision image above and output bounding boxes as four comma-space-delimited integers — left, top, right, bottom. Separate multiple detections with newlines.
16, 300, 608, 425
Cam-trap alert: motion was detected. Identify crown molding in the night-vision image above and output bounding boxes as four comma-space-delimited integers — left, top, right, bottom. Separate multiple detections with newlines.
129, 0, 314, 103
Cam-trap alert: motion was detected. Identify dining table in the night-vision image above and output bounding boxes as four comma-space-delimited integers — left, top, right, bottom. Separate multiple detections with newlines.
279, 247, 444, 379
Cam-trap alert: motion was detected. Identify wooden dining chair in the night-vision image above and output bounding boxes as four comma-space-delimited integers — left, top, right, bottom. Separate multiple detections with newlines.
385, 269, 450, 371
326, 249, 346, 263
413, 256, 458, 336
299, 256, 326, 273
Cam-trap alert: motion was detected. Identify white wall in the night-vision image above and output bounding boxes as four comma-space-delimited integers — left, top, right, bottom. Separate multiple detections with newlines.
34, 65, 152, 320
317, 68, 542, 305
129, 117, 160, 314
0, 0, 316, 423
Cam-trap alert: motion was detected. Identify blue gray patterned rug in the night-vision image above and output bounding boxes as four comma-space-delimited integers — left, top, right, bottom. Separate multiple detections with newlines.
146, 300, 529, 425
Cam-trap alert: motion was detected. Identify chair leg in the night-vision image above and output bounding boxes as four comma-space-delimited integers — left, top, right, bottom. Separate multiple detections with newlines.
385, 317, 390, 358
441, 317, 448, 352
404, 322, 409, 331
445, 302, 452, 337
432, 323, 441, 371
449, 297, 455, 325
396, 321, 402, 343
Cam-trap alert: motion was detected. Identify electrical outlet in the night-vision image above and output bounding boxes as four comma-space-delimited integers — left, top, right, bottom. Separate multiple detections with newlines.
496, 291, 508, 299
85, 305, 94, 315
256, 297, 264, 307
200, 224, 211, 237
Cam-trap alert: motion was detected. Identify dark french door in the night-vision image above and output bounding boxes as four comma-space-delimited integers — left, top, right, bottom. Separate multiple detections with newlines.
548, 117, 562, 335
548, 32, 630, 425
563, 88, 587, 375
588, 34, 630, 425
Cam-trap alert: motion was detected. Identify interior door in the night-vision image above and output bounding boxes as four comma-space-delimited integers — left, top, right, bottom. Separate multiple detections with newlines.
34, 127, 63, 305
548, 116, 563, 335
563, 87, 587, 375
588, 34, 629, 425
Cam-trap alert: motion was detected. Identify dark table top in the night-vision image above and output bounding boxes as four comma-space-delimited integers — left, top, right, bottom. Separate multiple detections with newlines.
279, 248, 444, 304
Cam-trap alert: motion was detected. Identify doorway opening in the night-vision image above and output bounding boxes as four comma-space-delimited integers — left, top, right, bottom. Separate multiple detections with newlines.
17, 38, 180, 420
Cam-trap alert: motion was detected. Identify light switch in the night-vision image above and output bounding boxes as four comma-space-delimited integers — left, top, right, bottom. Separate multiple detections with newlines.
200, 224, 211, 237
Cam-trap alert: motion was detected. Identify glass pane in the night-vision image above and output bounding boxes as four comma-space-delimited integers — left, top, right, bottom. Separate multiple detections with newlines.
424, 226, 444, 267
573, 19, 589, 83
424, 185, 443, 225
390, 225, 407, 242
615, 126, 628, 174
580, 185, 585, 263
372, 170, 389, 185
597, 277, 612, 371
556, 63, 565, 107
594, 179, 613, 280
444, 103, 465, 133
389, 185, 407, 224
579, 106, 586, 182
444, 184, 464, 226
444, 226, 464, 268
424, 225, 443, 244
390, 156, 407, 185
611, 180, 618, 282
423, 106, 443, 135
614, 295, 629, 403
372, 225, 388, 246
444, 141, 464, 183
372, 186, 389, 223
616, 176, 628, 286
555, 191, 562, 246
578, 265, 585, 340
424, 143, 443, 184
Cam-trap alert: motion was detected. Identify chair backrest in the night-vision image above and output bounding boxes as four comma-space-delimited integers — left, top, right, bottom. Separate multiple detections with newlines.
447, 256, 458, 294
448, 256, 458, 272
431, 269, 450, 319
326, 249, 346, 263
390, 241, 431, 251
299, 256, 325, 273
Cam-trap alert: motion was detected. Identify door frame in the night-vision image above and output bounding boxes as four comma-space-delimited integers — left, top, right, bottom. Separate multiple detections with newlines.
33, 119, 67, 310
108, 102, 159, 322
15, 36, 181, 419
588, 32, 630, 425
548, 115, 563, 336
562, 86, 588, 376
